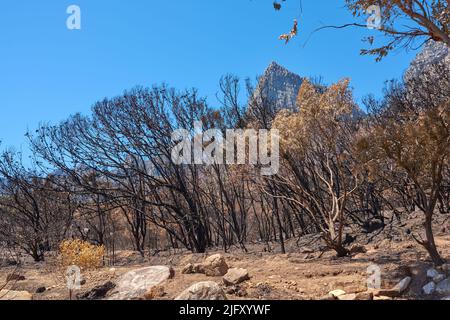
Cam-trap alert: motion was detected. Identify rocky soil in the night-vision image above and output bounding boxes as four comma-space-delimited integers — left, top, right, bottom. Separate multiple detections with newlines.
1, 232, 450, 301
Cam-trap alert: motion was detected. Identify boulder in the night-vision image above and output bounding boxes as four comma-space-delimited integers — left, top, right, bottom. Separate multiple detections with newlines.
0, 290, 32, 300
223, 268, 249, 286
78, 281, 116, 300
175, 281, 227, 300
202, 254, 228, 277
436, 278, 450, 295
108, 266, 171, 300
423, 282, 436, 295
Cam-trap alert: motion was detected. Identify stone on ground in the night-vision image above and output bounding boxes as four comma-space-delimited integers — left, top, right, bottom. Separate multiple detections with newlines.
427, 268, 440, 279
175, 281, 227, 300
422, 282, 436, 295
393, 277, 412, 293
202, 254, 229, 277
108, 266, 171, 300
223, 268, 250, 286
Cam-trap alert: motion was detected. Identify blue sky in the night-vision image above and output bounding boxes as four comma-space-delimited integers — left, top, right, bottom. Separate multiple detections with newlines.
0, 0, 418, 154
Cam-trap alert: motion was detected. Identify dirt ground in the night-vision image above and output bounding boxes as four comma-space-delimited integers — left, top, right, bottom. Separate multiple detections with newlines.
1, 232, 450, 300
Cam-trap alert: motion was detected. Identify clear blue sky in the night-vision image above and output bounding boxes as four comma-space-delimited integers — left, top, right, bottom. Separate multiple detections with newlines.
1, 0, 418, 154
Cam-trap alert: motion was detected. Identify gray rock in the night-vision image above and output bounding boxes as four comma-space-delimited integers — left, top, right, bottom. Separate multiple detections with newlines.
175, 281, 227, 300
436, 278, 450, 295
223, 268, 250, 286
427, 268, 440, 279
422, 282, 436, 295
393, 277, 412, 293
108, 266, 171, 300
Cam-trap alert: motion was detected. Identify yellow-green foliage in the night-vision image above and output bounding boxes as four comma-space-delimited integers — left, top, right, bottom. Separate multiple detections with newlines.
59, 239, 105, 270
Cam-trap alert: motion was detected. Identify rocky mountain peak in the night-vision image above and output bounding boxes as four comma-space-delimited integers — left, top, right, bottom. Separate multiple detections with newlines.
254, 61, 305, 112
406, 41, 449, 79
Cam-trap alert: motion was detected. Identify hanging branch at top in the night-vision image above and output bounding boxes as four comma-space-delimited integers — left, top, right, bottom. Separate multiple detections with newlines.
273, 0, 450, 61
